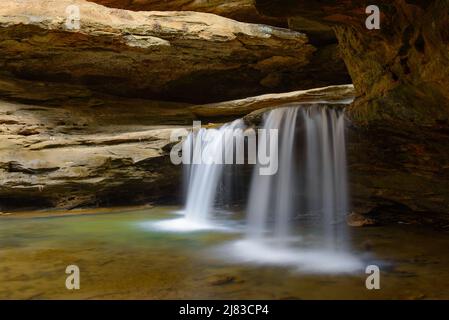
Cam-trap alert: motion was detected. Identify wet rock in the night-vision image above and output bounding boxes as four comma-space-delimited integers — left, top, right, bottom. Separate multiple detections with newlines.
208, 275, 237, 286
191, 84, 354, 119
17, 127, 40, 136
346, 212, 376, 227
347, 125, 449, 227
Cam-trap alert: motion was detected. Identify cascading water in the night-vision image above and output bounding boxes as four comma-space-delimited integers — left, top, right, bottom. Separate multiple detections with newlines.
150, 103, 362, 272
304, 106, 349, 249
247, 107, 299, 241
154, 119, 246, 231
183, 120, 245, 225
246, 105, 349, 247
225, 105, 361, 273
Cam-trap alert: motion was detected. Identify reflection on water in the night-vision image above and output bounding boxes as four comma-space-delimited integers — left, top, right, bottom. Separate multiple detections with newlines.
1, 206, 449, 299
215, 240, 363, 274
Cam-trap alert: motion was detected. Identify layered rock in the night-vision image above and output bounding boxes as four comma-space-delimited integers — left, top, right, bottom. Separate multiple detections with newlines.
191, 84, 354, 118
348, 124, 449, 227
0, 77, 195, 210
87, 0, 350, 84
0, 0, 318, 104
2, 75, 449, 226
0, 80, 355, 211
255, 0, 449, 126
88, 0, 287, 27
252, 0, 449, 225
0, 0, 348, 212
1, 0, 448, 227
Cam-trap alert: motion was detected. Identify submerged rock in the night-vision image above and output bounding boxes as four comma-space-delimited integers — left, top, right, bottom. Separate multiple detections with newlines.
208, 274, 238, 286
346, 212, 376, 227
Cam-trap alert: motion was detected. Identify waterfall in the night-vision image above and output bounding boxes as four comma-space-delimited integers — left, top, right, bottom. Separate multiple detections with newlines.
247, 107, 299, 241
304, 106, 349, 249
225, 104, 361, 273
151, 103, 362, 272
182, 119, 245, 226
247, 105, 350, 250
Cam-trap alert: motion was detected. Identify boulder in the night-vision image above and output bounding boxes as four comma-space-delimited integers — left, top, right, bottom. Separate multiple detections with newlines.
346, 212, 376, 227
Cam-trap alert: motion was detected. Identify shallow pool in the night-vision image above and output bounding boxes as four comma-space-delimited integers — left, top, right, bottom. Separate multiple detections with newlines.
1, 206, 448, 299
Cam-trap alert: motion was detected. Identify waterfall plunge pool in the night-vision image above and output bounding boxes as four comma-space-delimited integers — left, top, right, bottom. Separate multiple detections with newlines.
3, 105, 448, 299
2, 206, 449, 299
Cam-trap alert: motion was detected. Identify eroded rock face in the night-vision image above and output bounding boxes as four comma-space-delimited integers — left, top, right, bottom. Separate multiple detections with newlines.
255, 0, 449, 127
0, 0, 317, 104
1, 0, 447, 226
348, 124, 449, 227
336, 3, 449, 127
2, 76, 449, 225
0, 77, 194, 210
191, 84, 354, 118
253, 0, 449, 225
88, 0, 348, 83
0, 80, 355, 211
88, 0, 287, 27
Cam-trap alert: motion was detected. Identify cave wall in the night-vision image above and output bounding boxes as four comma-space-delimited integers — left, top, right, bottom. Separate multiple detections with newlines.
255, 0, 449, 224
0, 0, 349, 212
256, 0, 449, 126
1, 0, 448, 225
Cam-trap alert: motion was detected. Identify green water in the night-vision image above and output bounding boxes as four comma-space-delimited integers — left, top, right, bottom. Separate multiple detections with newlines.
1, 206, 448, 299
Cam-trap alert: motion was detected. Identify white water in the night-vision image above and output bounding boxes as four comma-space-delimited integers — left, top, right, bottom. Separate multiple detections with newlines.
152, 104, 362, 272
183, 120, 245, 224
238, 105, 360, 272
153, 120, 245, 231
307, 106, 349, 249
247, 107, 299, 240
247, 106, 349, 246
218, 239, 362, 274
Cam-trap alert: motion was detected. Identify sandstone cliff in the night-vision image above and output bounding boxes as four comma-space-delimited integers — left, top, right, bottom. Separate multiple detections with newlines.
0, 0, 319, 103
